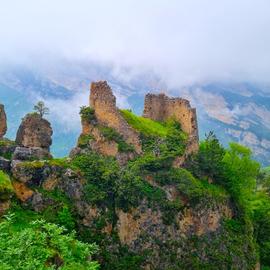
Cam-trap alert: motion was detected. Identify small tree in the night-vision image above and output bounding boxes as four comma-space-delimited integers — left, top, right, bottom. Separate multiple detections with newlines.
34, 101, 49, 118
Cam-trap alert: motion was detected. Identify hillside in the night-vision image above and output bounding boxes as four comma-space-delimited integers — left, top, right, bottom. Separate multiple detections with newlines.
0, 81, 270, 269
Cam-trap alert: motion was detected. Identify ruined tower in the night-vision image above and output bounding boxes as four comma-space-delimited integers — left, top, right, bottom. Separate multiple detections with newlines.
90, 81, 142, 154
143, 93, 199, 154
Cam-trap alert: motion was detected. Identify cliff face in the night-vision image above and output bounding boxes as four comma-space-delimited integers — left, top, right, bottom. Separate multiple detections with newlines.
0, 104, 7, 138
0, 82, 260, 269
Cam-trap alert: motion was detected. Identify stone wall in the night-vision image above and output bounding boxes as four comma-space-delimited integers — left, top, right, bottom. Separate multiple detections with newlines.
0, 104, 7, 138
90, 81, 142, 154
143, 93, 199, 154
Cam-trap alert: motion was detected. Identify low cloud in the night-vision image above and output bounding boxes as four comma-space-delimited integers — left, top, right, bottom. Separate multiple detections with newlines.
0, 0, 270, 89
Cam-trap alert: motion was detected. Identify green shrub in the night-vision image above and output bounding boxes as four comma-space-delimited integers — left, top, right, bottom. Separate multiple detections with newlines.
57, 205, 76, 231
78, 134, 94, 148
0, 170, 13, 200
0, 138, 16, 147
0, 215, 99, 270
80, 106, 95, 122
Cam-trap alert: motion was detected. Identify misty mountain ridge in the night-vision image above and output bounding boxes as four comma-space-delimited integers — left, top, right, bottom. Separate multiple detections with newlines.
0, 64, 269, 166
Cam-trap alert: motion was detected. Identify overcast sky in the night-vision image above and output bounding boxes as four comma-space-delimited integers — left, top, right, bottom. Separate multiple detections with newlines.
0, 0, 270, 87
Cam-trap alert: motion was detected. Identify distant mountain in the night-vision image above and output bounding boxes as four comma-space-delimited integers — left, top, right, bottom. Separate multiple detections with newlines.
0, 64, 269, 166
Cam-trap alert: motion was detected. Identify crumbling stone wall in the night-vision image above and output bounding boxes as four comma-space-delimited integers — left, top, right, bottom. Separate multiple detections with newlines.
143, 93, 199, 154
0, 104, 7, 138
90, 81, 142, 154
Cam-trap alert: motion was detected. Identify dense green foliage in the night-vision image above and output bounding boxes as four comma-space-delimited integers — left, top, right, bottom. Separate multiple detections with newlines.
78, 134, 94, 149
0, 215, 99, 270
1, 105, 270, 268
0, 170, 13, 199
187, 132, 270, 268
80, 106, 95, 122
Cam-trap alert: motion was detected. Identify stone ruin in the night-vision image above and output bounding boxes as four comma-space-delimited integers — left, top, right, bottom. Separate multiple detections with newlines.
0, 81, 199, 167
90, 81, 142, 154
143, 93, 199, 154
76, 81, 199, 165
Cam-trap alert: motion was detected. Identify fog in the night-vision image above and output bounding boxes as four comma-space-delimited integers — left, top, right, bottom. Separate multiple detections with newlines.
0, 0, 270, 88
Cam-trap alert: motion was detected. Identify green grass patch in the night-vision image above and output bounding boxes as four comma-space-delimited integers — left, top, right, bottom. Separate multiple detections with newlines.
120, 109, 168, 137
0, 138, 16, 147
0, 170, 13, 199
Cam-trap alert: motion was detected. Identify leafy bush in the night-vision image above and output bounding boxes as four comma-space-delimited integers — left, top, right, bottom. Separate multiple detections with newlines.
78, 134, 94, 148
80, 106, 95, 122
0, 215, 99, 270
0, 170, 13, 200
57, 206, 76, 231
185, 131, 226, 182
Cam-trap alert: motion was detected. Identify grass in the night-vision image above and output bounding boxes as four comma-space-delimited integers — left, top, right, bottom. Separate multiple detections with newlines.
0, 138, 16, 147
0, 170, 14, 199
120, 109, 168, 137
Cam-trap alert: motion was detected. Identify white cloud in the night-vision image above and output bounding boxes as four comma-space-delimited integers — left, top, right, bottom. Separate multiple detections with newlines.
0, 0, 270, 88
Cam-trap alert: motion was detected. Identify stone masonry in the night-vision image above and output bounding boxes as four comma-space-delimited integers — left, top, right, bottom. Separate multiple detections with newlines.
143, 93, 199, 154
90, 81, 142, 154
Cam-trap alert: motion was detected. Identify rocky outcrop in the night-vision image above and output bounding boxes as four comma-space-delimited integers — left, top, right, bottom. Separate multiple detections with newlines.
16, 113, 52, 150
89, 81, 142, 154
77, 82, 199, 166
143, 93, 199, 155
0, 157, 11, 171
0, 104, 7, 138
12, 146, 52, 161
15, 113, 53, 160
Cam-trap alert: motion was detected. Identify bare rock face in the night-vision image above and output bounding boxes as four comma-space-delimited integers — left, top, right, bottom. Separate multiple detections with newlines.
0, 104, 7, 138
12, 146, 52, 161
16, 113, 53, 150
143, 93, 199, 156
90, 81, 142, 154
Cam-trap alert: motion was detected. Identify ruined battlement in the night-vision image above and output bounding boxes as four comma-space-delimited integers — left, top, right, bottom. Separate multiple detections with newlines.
76, 81, 199, 165
89, 81, 142, 154
143, 93, 199, 153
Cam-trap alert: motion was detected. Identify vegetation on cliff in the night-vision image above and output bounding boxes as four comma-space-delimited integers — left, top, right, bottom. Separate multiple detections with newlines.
0, 215, 99, 270
1, 103, 270, 269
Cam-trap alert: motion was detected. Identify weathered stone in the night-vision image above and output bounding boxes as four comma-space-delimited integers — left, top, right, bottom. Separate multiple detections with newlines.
31, 192, 49, 212
0, 157, 11, 171
58, 169, 83, 200
143, 93, 199, 155
12, 181, 34, 202
0, 104, 7, 138
0, 139, 17, 160
16, 113, 53, 150
12, 146, 52, 161
0, 200, 10, 216
90, 81, 142, 154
